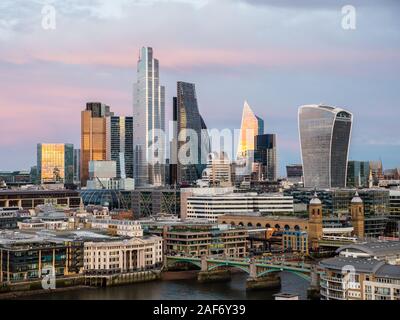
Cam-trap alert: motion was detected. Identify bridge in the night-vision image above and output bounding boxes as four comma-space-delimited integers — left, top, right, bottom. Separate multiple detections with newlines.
166, 255, 314, 282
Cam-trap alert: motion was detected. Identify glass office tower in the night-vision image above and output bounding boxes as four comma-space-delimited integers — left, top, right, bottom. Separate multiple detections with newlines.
298, 105, 353, 189
254, 134, 277, 181
133, 47, 165, 186
175, 81, 210, 185
81, 102, 113, 186
37, 143, 74, 184
106, 116, 133, 179
237, 101, 264, 159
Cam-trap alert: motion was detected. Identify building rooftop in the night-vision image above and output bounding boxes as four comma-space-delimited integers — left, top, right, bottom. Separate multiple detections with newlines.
319, 256, 400, 278
336, 241, 400, 257
319, 256, 385, 273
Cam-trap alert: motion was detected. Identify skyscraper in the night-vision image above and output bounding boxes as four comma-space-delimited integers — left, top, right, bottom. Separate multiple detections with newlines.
133, 47, 165, 186
298, 105, 353, 189
81, 102, 113, 186
237, 101, 264, 159
37, 143, 74, 185
106, 116, 133, 179
254, 134, 277, 181
174, 81, 210, 185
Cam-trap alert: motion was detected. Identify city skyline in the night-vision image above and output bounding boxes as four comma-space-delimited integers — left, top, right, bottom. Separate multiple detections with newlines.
1, 0, 400, 176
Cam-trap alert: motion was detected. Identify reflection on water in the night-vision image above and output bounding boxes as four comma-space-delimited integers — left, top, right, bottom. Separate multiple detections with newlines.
24, 272, 309, 300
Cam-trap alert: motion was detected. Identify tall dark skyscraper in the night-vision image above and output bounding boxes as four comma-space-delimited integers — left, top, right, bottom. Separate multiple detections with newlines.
299, 105, 353, 189
254, 134, 277, 181
172, 81, 210, 185
106, 116, 133, 179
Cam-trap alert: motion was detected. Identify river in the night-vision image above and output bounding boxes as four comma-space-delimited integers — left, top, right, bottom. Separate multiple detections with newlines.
22, 272, 309, 300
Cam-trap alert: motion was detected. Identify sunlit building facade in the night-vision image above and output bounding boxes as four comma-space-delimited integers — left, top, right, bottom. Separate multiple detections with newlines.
237, 101, 264, 159
81, 102, 113, 186
133, 47, 165, 186
298, 105, 353, 189
37, 143, 74, 184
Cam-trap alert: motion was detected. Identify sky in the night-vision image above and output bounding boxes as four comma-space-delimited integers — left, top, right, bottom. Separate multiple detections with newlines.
0, 0, 399, 176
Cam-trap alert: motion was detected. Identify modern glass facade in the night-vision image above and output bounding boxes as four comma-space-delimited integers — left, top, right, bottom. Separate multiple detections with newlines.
237, 101, 264, 159
347, 161, 370, 188
133, 47, 165, 187
175, 81, 210, 185
254, 134, 277, 181
37, 143, 74, 184
298, 105, 352, 188
81, 102, 113, 186
106, 116, 133, 179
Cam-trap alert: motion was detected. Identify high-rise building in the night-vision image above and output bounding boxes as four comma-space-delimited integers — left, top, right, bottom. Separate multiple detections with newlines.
37, 143, 74, 185
81, 102, 113, 186
106, 116, 133, 179
173, 81, 210, 185
133, 47, 165, 187
286, 164, 303, 183
298, 105, 353, 189
254, 134, 277, 181
347, 161, 370, 188
73, 149, 80, 184
237, 101, 264, 159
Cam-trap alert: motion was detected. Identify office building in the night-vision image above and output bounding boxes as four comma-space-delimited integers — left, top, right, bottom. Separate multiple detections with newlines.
347, 161, 370, 188
147, 223, 248, 258
106, 116, 133, 179
84, 236, 163, 273
173, 81, 210, 185
37, 143, 74, 185
181, 188, 294, 222
237, 101, 264, 159
254, 134, 277, 181
282, 230, 309, 254
298, 105, 353, 189
133, 47, 165, 187
81, 102, 114, 186
0, 189, 82, 209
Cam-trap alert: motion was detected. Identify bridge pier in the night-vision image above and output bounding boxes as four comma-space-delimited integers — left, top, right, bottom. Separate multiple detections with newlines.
307, 266, 321, 300
246, 273, 281, 291
197, 269, 232, 283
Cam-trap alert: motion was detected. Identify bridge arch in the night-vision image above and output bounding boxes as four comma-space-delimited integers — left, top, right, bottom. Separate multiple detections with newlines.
257, 269, 310, 282
167, 258, 202, 270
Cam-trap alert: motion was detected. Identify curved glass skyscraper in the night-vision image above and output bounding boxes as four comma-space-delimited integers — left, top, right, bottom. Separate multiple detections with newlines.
298, 105, 353, 189
175, 81, 210, 185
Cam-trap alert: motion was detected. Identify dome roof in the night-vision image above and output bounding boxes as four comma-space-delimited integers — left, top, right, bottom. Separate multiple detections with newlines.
351, 191, 363, 204
310, 192, 322, 205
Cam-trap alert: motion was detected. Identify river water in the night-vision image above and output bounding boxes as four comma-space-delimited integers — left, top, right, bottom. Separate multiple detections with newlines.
24, 272, 309, 300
